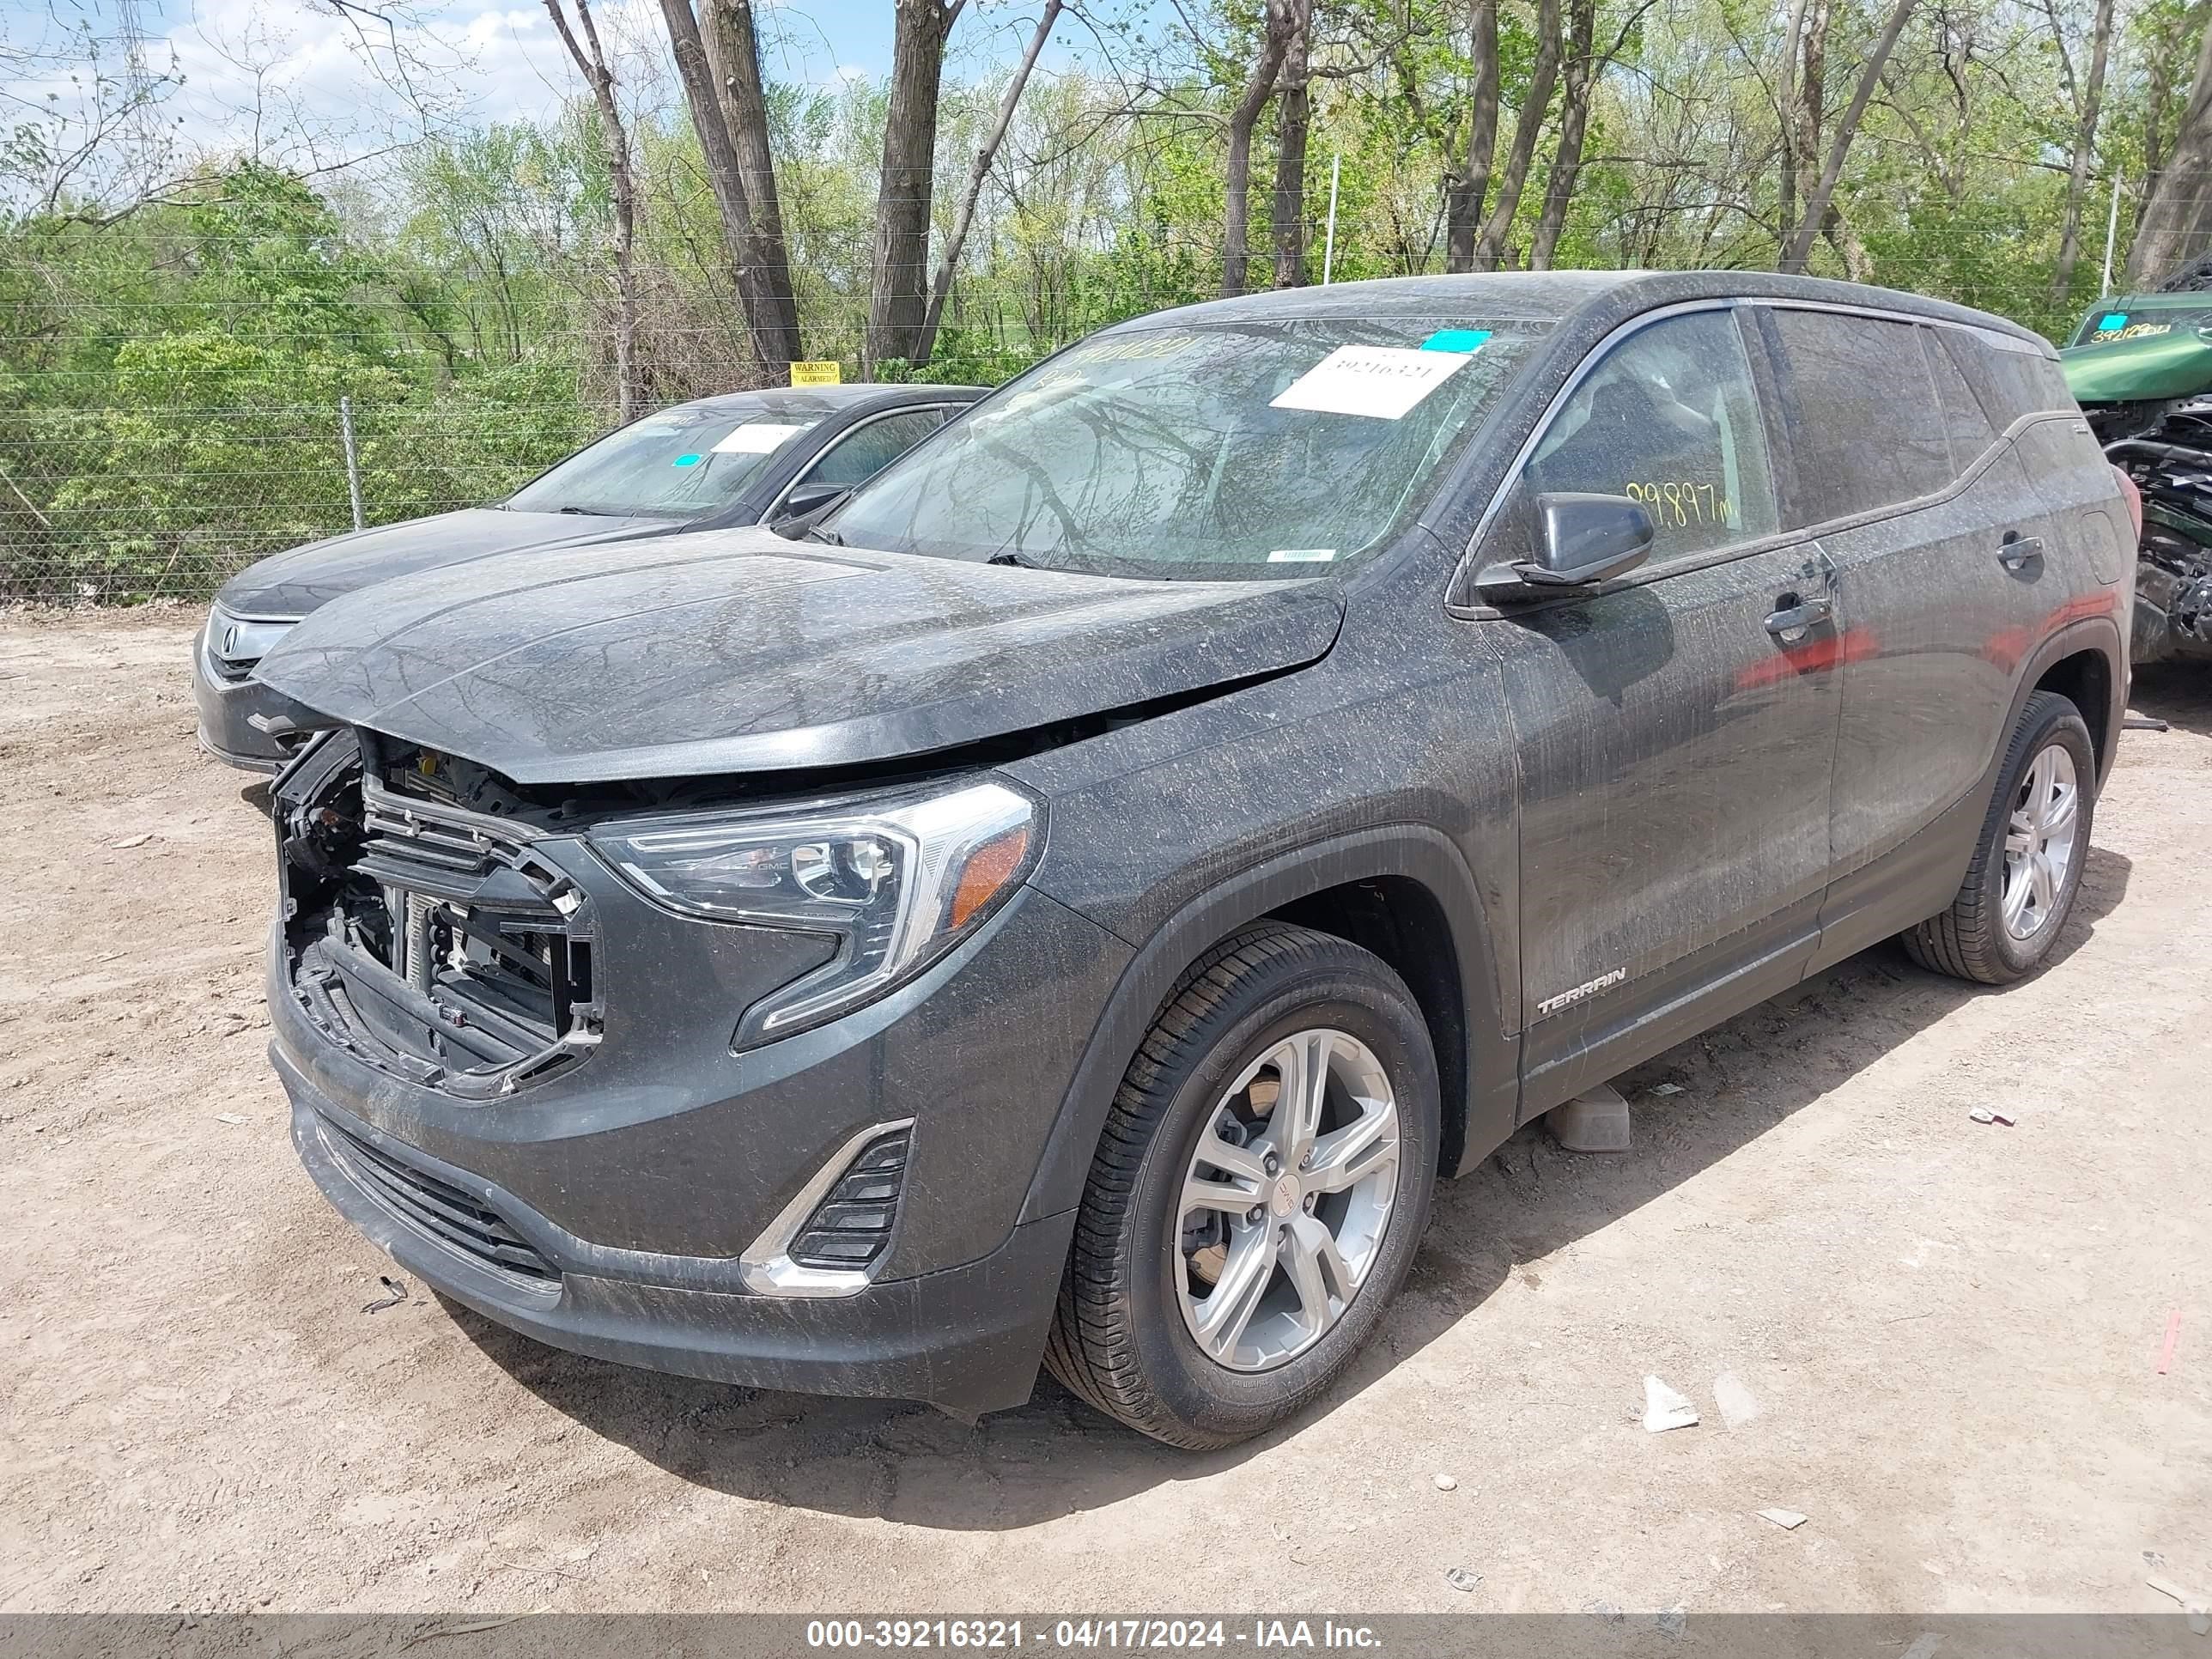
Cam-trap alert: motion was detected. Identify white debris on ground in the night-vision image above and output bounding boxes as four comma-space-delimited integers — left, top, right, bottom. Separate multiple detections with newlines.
1712, 1370, 1761, 1429
1643, 1376, 1700, 1432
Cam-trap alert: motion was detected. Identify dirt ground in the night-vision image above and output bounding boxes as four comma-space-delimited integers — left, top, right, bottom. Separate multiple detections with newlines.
1, 611, 2206, 1618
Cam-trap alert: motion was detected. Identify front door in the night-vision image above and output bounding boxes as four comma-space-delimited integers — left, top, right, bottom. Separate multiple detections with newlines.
1465, 306, 1844, 1106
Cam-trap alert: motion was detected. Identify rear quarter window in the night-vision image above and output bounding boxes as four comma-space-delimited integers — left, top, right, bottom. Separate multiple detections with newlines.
1940, 330, 2074, 428
1918, 326, 2001, 472
1765, 307, 1949, 525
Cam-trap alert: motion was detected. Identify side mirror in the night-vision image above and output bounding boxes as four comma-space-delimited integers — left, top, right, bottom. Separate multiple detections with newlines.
778, 482, 850, 520
1479, 491, 1655, 597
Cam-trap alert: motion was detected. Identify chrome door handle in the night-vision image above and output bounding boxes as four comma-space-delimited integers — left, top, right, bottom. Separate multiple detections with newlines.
1999, 534, 2045, 571
1764, 594, 1832, 640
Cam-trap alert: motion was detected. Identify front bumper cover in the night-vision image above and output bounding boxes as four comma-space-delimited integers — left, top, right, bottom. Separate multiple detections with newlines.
267, 819, 1133, 1412
193, 623, 317, 771
287, 1071, 1076, 1413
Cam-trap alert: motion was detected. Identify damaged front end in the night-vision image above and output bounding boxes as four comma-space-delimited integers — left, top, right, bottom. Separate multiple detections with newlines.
2099, 409, 2212, 667
272, 731, 605, 1098
2066, 295, 2212, 667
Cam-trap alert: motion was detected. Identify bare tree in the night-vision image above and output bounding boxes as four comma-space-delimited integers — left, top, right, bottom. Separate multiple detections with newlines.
1223, 0, 1299, 296
1790, 0, 1831, 248
2045, 0, 2117, 301
656, 0, 800, 372
1444, 0, 1501, 271
542, 0, 641, 420
1780, 0, 1917, 272
699, 0, 802, 365
2127, 10, 2212, 283
1270, 0, 1317, 286
1774, 0, 1812, 240
918, 0, 1064, 363
1472, 0, 1564, 270
1528, 0, 1596, 269
867, 0, 966, 371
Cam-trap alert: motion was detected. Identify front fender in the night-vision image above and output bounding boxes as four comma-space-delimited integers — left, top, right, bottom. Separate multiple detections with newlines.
1016, 823, 1521, 1231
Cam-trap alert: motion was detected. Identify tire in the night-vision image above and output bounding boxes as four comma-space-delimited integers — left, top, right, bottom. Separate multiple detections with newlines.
1042, 922, 1440, 1449
1903, 690, 2096, 984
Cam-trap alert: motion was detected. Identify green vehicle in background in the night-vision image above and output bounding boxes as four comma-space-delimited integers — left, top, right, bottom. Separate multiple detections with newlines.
2061, 289, 2212, 666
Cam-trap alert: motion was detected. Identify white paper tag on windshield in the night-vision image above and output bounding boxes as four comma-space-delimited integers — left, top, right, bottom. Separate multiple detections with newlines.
1270, 345, 1473, 421
714, 422, 809, 454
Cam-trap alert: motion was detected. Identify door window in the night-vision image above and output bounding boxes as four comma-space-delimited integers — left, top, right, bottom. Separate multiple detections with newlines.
800, 409, 950, 490
1523, 308, 1779, 560
1765, 308, 1950, 524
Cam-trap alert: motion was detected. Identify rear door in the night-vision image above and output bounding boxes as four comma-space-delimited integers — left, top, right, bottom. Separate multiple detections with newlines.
1466, 304, 1844, 1103
1752, 307, 2067, 959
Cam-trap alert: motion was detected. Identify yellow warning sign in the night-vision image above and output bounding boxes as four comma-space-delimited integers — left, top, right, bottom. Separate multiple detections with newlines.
789, 360, 842, 387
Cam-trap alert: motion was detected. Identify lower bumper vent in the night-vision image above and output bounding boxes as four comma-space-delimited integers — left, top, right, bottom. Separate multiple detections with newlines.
789, 1127, 910, 1270
324, 1118, 559, 1291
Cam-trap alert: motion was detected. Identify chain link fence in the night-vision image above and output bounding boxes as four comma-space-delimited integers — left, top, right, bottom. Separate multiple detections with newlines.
0, 384, 614, 607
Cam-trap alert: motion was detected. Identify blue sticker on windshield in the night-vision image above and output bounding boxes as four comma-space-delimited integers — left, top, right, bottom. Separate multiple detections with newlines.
672, 453, 703, 467
1422, 329, 1491, 353
2098, 313, 2128, 331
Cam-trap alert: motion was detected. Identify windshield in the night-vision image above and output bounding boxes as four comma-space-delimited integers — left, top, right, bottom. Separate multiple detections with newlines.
2071, 302, 2212, 347
506, 407, 821, 520
828, 318, 1547, 577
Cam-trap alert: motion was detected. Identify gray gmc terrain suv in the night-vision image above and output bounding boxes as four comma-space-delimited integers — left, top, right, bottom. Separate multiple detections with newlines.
252, 272, 2132, 1447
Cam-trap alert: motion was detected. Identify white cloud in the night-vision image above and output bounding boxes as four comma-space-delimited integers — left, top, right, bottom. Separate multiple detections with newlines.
145, 0, 592, 172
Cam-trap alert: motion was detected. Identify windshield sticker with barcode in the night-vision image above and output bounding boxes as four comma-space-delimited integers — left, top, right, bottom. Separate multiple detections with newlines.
1267, 548, 1338, 562
714, 422, 810, 454
1270, 345, 1473, 421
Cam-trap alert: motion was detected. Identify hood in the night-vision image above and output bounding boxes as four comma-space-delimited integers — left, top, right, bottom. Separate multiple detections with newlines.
252, 526, 1345, 784
2060, 328, 2212, 406
216, 507, 676, 617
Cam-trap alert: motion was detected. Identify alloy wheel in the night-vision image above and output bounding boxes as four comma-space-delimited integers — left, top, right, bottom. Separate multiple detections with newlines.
1176, 1028, 1401, 1372
2002, 742, 2080, 941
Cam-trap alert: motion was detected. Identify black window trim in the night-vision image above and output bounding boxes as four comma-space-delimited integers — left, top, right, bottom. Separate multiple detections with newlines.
768, 402, 959, 516
1445, 295, 2058, 618
1749, 299, 2075, 544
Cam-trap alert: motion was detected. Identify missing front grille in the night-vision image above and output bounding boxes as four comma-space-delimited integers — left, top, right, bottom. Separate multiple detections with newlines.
278, 738, 603, 1098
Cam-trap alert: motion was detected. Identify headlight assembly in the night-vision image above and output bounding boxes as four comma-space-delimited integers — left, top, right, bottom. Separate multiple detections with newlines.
589, 779, 1039, 1046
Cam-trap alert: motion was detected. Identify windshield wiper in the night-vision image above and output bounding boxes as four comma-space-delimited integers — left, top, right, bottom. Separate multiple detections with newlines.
804, 524, 847, 546
986, 550, 1033, 568
556, 505, 619, 516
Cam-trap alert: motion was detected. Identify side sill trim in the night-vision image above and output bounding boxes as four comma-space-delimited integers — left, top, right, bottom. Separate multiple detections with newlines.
739, 1117, 916, 1297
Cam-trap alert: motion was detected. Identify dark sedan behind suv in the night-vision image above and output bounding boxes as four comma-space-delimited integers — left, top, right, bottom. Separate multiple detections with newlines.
196, 382, 980, 770
251, 272, 2130, 1447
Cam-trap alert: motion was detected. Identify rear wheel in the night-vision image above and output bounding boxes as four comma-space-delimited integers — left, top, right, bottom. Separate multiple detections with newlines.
1042, 923, 1438, 1449
1904, 690, 2095, 983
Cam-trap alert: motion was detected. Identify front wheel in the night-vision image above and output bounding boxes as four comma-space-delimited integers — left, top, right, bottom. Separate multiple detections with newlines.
1042, 923, 1439, 1449
1904, 690, 2096, 984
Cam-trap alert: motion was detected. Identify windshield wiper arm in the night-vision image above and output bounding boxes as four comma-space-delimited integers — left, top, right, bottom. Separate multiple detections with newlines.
986, 550, 1033, 568
556, 505, 617, 516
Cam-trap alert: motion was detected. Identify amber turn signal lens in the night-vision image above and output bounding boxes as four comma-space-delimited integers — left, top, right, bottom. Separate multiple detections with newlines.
950, 823, 1031, 930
